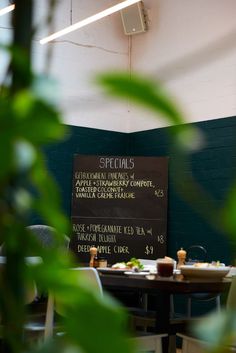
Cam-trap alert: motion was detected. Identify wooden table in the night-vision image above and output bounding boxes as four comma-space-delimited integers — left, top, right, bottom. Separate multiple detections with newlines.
100, 272, 231, 353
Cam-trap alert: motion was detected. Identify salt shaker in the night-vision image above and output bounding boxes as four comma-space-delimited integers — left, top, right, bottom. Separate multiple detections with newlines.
177, 247, 186, 269
89, 246, 98, 267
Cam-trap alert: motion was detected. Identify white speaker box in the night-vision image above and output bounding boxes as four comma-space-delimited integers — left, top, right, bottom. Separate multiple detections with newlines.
120, 1, 147, 35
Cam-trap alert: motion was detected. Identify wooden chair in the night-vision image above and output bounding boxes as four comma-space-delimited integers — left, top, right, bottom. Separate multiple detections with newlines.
0, 225, 70, 257
43, 267, 167, 353
172, 245, 221, 319
0, 257, 39, 344
26, 225, 70, 252
178, 332, 236, 353
22, 225, 69, 342
177, 276, 236, 353
130, 333, 167, 353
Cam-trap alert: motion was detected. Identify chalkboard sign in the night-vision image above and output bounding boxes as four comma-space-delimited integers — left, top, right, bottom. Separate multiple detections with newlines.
70, 155, 168, 264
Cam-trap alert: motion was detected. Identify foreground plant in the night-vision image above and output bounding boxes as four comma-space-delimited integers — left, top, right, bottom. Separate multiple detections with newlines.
97, 71, 236, 352
0, 2, 135, 353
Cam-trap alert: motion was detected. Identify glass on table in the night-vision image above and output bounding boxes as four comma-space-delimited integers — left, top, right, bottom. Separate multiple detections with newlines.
157, 258, 174, 277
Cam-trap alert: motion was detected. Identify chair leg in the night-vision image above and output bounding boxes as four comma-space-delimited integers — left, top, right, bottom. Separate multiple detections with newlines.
168, 335, 176, 353
142, 293, 148, 332
44, 293, 54, 340
170, 295, 175, 319
216, 295, 221, 313
187, 297, 191, 318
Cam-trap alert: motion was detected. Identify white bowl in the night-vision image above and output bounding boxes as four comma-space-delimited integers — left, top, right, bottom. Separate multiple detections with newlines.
180, 265, 230, 280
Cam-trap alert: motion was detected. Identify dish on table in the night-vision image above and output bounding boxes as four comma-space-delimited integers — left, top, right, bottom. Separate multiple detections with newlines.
98, 258, 146, 274
124, 271, 150, 277
97, 267, 128, 274
226, 267, 236, 277
125, 268, 181, 276
180, 265, 230, 280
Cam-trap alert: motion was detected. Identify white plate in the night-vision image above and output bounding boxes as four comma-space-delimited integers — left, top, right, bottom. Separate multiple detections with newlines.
174, 269, 181, 275
226, 267, 236, 277
180, 265, 230, 280
124, 271, 150, 276
125, 269, 181, 277
142, 265, 157, 272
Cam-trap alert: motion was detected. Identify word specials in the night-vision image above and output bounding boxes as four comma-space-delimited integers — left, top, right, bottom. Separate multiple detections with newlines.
99, 157, 134, 169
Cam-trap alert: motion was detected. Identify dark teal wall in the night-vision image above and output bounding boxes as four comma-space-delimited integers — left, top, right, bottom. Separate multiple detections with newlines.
129, 116, 236, 265
43, 125, 128, 218
43, 116, 236, 265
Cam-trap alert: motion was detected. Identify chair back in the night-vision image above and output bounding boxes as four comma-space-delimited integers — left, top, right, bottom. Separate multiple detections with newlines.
24, 283, 37, 304
71, 267, 103, 296
186, 245, 207, 264
27, 225, 70, 252
0, 256, 37, 304
55, 267, 103, 316
44, 267, 103, 339
0, 258, 37, 329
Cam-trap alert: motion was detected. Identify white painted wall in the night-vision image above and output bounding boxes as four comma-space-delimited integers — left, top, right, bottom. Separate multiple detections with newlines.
130, 0, 236, 132
32, 0, 131, 132
1, 0, 236, 132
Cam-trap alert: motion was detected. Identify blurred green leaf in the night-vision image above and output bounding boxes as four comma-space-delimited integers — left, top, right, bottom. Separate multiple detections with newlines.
193, 309, 236, 351
97, 72, 183, 125
0, 4, 135, 353
52, 270, 135, 353
12, 188, 33, 215
12, 91, 67, 144
33, 76, 60, 106
14, 140, 36, 172
221, 183, 236, 251
97, 72, 206, 155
